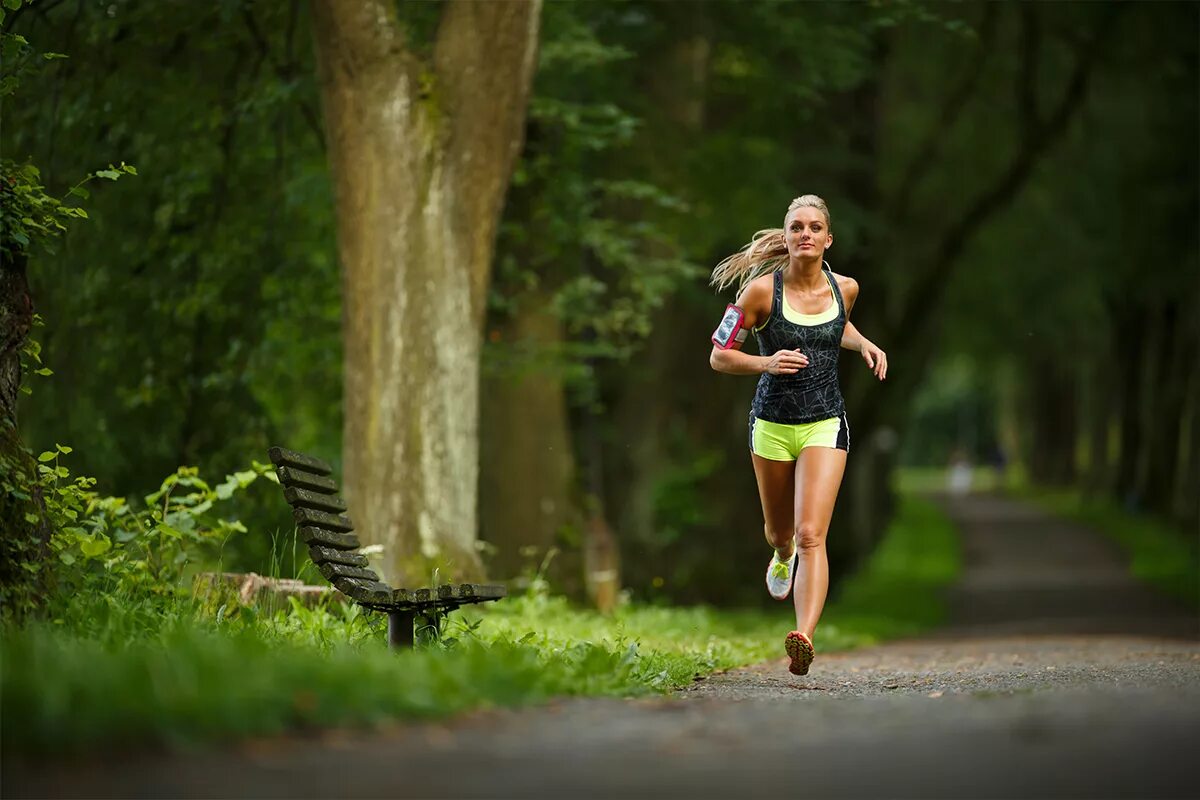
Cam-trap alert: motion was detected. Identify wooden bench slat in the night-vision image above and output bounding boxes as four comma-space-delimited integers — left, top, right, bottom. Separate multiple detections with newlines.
385, 583, 507, 604
294, 507, 354, 532
268, 447, 333, 476
318, 561, 380, 583
284, 486, 348, 514
277, 466, 339, 495
442, 583, 507, 601
298, 526, 361, 551
308, 545, 369, 568
332, 576, 394, 606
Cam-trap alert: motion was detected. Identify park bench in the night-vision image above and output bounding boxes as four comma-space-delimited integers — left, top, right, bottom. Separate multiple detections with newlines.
267, 446, 505, 648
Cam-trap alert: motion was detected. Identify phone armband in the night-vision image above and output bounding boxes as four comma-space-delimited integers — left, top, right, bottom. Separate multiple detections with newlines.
712, 304, 747, 350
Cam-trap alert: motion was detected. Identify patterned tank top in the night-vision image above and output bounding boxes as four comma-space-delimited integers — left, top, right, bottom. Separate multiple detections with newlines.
750, 267, 846, 424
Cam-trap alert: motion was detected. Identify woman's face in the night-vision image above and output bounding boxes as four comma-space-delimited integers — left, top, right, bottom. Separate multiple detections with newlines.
785, 207, 832, 261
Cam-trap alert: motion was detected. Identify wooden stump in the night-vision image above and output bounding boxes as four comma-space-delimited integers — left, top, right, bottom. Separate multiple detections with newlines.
192, 572, 342, 615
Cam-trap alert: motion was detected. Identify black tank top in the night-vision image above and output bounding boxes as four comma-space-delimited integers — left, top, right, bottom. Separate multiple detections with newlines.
750, 267, 847, 424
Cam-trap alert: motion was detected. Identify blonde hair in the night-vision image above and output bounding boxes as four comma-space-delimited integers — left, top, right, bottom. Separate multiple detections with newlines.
709, 194, 831, 293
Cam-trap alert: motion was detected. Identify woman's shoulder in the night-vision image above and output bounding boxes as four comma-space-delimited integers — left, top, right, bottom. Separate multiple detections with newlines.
733, 271, 776, 326
737, 271, 775, 306
830, 270, 859, 302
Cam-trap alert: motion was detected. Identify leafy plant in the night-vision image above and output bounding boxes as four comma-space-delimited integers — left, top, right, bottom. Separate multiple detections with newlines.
36, 448, 278, 604
0, 160, 137, 264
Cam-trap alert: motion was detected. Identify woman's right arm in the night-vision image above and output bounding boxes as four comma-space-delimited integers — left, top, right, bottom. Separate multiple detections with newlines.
709, 278, 808, 375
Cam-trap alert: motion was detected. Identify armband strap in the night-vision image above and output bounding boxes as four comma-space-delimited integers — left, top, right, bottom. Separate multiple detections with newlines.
712, 304, 746, 350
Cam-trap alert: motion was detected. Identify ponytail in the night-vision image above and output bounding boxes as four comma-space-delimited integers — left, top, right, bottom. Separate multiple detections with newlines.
708, 229, 789, 293
709, 194, 832, 294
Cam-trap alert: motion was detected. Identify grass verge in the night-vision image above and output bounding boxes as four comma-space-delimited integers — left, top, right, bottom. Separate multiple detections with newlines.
2, 496, 959, 756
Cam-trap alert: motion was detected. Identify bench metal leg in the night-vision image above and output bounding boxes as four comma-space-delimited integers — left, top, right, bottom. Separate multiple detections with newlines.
387, 610, 414, 649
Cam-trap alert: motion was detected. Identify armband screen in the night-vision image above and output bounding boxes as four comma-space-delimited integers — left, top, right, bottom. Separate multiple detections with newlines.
712, 304, 746, 349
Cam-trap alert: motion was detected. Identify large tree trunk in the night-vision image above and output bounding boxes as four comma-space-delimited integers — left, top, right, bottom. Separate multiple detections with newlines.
312, 0, 541, 584
478, 288, 580, 587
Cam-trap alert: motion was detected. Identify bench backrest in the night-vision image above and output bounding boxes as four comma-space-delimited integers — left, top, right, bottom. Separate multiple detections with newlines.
267, 446, 396, 608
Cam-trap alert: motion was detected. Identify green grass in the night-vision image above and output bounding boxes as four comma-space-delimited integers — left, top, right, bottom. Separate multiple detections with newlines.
2, 495, 960, 756
821, 495, 962, 640
1017, 486, 1199, 606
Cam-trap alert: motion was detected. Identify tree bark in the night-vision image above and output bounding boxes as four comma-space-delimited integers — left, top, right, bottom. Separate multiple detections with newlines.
478, 289, 580, 586
1081, 357, 1115, 500
1142, 300, 1189, 516
1026, 351, 1078, 486
0, 253, 34, 425
0, 252, 50, 617
311, 0, 541, 584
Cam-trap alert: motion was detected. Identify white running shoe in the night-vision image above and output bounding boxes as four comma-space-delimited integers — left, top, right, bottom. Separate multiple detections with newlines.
765, 548, 798, 600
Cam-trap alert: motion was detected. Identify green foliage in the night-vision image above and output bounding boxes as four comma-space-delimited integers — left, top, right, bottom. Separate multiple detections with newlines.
36, 447, 277, 607
7, 0, 339, 523
0, 160, 135, 263
0, 4, 133, 264
488, 1, 700, 390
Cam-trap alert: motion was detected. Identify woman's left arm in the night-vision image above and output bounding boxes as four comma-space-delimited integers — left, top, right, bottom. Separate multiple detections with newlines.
837, 275, 887, 381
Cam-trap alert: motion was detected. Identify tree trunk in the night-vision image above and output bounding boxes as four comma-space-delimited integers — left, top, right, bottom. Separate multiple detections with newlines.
0, 252, 51, 617
0, 253, 34, 425
1026, 352, 1078, 486
1113, 306, 1145, 506
1177, 353, 1200, 530
311, 0, 541, 584
1129, 300, 1170, 508
478, 289, 580, 587
1081, 360, 1115, 499
1141, 300, 1188, 516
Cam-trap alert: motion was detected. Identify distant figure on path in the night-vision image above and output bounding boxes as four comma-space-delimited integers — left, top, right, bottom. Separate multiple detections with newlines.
948, 448, 974, 495
708, 195, 887, 676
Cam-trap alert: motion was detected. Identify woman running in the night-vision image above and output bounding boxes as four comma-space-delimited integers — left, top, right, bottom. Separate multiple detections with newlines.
708, 194, 887, 676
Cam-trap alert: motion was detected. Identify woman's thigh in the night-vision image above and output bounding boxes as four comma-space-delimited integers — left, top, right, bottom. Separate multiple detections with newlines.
794, 447, 848, 537
752, 452, 796, 537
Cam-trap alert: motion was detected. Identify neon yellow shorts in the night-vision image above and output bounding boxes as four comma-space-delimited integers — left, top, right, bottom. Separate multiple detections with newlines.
749, 414, 850, 461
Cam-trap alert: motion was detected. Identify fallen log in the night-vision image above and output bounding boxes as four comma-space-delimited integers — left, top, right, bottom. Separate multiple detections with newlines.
192, 571, 344, 614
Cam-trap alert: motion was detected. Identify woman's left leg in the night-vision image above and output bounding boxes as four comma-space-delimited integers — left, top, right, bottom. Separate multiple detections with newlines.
791, 445, 848, 639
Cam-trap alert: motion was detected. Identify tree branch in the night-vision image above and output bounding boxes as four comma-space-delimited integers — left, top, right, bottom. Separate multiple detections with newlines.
887, 6, 1120, 363
890, 4, 997, 219
242, 4, 326, 151
1016, 4, 1041, 142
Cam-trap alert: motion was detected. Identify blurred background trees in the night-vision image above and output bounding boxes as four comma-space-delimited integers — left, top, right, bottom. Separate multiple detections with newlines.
5, 0, 1195, 608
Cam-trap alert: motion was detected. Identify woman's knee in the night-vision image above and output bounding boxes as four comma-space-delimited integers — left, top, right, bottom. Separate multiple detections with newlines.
796, 522, 825, 551
764, 523, 793, 549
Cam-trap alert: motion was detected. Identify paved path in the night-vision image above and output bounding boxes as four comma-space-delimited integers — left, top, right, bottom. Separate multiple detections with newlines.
10, 493, 1200, 798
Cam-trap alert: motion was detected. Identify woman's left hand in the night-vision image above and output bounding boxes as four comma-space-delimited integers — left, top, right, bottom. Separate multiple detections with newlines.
860, 340, 887, 380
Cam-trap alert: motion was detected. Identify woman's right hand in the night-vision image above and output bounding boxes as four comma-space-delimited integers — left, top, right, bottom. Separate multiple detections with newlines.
763, 349, 809, 375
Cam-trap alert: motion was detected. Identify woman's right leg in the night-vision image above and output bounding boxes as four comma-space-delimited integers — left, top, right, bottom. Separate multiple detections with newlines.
751, 452, 797, 556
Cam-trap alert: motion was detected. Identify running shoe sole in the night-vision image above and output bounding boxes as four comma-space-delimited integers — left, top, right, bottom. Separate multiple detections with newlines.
785, 631, 814, 676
